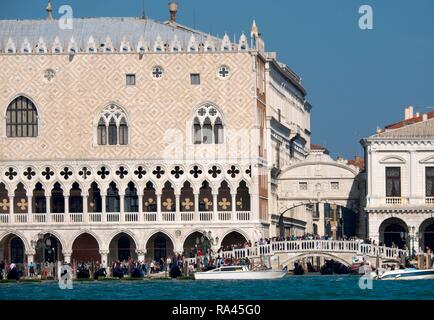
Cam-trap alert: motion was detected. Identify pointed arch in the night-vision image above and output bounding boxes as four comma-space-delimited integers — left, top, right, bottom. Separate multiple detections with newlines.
191, 102, 225, 145
5, 95, 38, 138
96, 103, 129, 146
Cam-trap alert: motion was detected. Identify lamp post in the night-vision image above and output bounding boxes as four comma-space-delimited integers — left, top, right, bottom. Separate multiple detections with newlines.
331, 203, 337, 240
411, 226, 415, 259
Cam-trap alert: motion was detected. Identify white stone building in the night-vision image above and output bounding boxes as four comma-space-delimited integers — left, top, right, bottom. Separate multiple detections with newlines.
361, 107, 434, 254
0, 3, 314, 267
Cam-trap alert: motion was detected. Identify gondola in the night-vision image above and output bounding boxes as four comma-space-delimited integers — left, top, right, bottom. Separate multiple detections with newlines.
293, 262, 305, 275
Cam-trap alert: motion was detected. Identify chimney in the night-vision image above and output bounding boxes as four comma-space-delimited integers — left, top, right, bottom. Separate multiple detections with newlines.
46, 0, 53, 20
404, 105, 414, 120
168, 2, 178, 23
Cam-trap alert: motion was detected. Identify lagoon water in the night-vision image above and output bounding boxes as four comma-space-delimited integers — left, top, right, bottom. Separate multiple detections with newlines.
0, 276, 433, 300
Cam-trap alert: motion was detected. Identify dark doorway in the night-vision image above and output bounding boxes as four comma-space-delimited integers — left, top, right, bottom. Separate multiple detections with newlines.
424, 223, 434, 252
10, 237, 24, 263
384, 224, 407, 248
154, 236, 167, 262
118, 236, 131, 261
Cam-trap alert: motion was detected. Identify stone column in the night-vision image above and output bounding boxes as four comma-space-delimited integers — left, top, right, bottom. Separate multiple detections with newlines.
318, 203, 325, 236
27, 195, 33, 223
212, 193, 218, 221
138, 191, 144, 222
231, 193, 237, 221
100, 250, 109, 268
175, 192, 181, 222
64, 195, 69, 222
62, 252, 71, 264
101, 195, 107, 223
120, 192, 125, 223
46, 195, 51, 214
25, 251, 35, 277
82, 194, 88, 223
136, 249, 146, 263
8, 195, 13, 223
194, 193, 199, 221
156, 193, 162, 222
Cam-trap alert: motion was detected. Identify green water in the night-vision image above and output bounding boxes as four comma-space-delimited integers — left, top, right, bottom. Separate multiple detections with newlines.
0, 275, 433, 300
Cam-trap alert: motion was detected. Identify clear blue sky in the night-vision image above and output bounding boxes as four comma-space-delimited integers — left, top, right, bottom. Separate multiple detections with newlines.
1, 0, 433, 159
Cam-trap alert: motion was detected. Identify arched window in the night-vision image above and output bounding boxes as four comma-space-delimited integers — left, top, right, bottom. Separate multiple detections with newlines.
119, 117, 128, 145
6, 96, 38, 137
125, 182, 138, 212
108, 118, 117, 145
96, 104, 128, 146
106, 182, 120, 212
191, 103, 224, 145
97, 118, 107, 145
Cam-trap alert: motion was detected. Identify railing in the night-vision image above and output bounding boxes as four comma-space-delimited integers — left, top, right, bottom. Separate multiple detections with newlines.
0, 214, 9, 224
181, 212, 195, 222
162, 212, 175, 222
221, 240, 407, 261
107, 213, 120, 223
89, 213, 102, 223
51, 213, 64, 223
33, 214, 47, 223
385, 197, 407, 205
218, 211, 232, 221
199, 212, 213, 221
14, 214, 28, 223
144, 212, 157, 222
69, 213, 83, 223
237, 211, 250, 221
1, 210, 252, 224
426, 197, 434, 205
125, 212, 139, 222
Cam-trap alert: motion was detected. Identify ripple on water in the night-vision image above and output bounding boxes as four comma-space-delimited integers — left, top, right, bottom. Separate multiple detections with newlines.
0, 276, 433, 300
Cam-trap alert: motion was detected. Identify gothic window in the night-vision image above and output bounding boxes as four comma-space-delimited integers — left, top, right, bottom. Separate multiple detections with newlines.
143, 182, 157, 212
69, 182, 83, 213
192, 104, 224, 145
386, 167, 401, 197
96, 104, 128, 146
236, 181, 250, 211
152, 66, 164, 79
88, 182, 102, 213
218, 65, 230, 79
6, 96, 38, 138
32, 182, 46, 213
426, 167, 434, 197
125, 182, 139, 213
106, 182, 120, 212
97, 118, 107, 145
119, 117, 128, 145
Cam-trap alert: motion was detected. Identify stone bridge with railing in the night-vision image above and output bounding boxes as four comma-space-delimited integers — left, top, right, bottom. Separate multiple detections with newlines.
220, 240, 407, 268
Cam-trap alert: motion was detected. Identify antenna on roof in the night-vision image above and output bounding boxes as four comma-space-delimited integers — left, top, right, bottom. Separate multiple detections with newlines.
140, 0, 146, 19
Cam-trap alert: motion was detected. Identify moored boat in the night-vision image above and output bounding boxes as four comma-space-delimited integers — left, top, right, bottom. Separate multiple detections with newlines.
378, 268, 434, 280
194, 265, 287, 280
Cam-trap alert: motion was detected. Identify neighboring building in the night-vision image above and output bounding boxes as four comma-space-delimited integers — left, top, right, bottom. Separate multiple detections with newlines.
361, 106, 434, 254
0, 3, 314, 265
274, 144, 365, 239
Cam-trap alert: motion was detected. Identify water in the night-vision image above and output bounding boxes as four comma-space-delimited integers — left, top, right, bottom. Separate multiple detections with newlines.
0, 276, 433, 300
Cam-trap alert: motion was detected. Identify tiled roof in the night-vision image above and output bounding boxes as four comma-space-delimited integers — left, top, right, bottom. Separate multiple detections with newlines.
372, 117, 434, 139
310, 143, 329, 154
347, 156, 365, 171
385, 110, 434, 130
0, 17, 222, 51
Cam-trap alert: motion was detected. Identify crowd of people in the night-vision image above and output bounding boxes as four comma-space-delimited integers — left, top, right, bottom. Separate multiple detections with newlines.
1, 236, 433, 280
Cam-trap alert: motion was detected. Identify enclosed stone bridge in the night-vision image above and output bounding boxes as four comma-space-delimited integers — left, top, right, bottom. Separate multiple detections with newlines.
221, 240, 407, 268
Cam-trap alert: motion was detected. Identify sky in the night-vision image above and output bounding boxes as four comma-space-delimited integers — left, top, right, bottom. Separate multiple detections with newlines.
1, 0, 433, 159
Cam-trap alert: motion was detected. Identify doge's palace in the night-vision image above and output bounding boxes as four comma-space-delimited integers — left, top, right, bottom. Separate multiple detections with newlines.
0, 2, 315, 266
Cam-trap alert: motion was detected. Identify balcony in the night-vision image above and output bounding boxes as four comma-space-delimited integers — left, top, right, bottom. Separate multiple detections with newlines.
426, 197, 434, 205
0, 209, 253, 225
385, 197, 408, 205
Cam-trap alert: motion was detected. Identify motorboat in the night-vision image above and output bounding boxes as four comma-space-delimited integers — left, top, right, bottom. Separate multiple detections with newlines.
194, 265, 287, 280
377, 268, 434, 280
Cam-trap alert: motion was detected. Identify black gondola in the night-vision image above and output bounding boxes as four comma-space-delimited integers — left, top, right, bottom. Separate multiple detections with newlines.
131, 268, 143, 279
293, 262, 305, 275
76, 265, 90, 279
94, 267, 107, 279
6, 267, 20, 280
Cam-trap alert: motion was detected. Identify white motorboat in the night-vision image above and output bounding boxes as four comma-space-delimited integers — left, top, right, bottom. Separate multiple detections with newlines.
194, 265, 287, 280
377, 268, 434, 280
